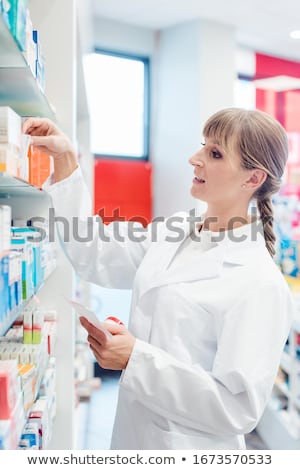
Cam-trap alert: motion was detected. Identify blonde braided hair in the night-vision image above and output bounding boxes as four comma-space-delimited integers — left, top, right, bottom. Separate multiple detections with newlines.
203, 108, 288, 257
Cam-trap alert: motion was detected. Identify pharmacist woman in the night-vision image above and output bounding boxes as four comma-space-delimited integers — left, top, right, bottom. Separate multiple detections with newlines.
23, 108, 294, 450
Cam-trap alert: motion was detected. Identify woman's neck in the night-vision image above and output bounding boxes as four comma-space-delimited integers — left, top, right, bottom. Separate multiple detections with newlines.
202, 208, 251, 232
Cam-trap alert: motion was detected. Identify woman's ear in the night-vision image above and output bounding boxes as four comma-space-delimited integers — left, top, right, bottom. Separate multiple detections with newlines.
244, 169, 267, 190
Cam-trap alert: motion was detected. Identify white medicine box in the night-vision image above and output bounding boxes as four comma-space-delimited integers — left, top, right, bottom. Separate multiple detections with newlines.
0, 106, 22, 150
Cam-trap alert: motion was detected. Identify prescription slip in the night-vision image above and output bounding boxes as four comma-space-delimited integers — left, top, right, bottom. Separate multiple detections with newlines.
67, 299, 112, 338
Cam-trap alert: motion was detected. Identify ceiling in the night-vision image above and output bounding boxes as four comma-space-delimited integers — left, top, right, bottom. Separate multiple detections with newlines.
92, 0, 300, 62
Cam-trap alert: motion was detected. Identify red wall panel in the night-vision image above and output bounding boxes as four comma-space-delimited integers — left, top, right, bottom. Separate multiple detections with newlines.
256, 88, 277, 116
285, 91, 300, 132
255, 52, 300, 195
94, 158, 152, 226
255, 53, 300, 128
256, 53, 300, 79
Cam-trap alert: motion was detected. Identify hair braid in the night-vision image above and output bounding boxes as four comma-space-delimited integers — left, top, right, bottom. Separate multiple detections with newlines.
257, 197, 276, 257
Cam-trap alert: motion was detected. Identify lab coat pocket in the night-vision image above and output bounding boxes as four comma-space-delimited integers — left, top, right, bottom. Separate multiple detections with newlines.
143, 421, 204, 450
143, 420, 244, 450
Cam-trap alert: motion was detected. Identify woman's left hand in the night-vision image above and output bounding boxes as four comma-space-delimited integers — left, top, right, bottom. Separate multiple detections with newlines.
79, 317, 136, 370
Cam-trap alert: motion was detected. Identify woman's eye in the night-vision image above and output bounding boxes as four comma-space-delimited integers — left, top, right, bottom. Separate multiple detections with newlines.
200, 141, 223, 158
211, 150, 223, 159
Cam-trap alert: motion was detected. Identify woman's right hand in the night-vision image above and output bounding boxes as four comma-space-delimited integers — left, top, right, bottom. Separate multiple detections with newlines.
22, 117, 74, 159
22, 118, 78, 182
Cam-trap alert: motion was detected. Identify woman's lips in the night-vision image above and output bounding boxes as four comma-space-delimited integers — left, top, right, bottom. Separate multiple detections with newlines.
193, 176, 206, 184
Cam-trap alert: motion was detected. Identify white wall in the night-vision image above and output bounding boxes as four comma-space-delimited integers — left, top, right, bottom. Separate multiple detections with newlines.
94, 17, 156, 56
198, 21, 236, 122
151, 20, 235, 217
77, 0, 94, 55
150, 21, 202, 216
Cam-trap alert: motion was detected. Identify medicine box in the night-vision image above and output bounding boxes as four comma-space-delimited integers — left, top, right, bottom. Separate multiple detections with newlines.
0, 106, 21, 150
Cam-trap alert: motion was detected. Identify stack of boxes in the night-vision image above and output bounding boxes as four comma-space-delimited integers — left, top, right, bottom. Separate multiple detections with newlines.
0, 209, 56, 336
0, 311, 57, 449
0, 105, 52, 182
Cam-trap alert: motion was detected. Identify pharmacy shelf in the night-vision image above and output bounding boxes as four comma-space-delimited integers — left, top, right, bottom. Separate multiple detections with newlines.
0, 297, 31, 337
0, 172, 56, 337
281, 351, 292, 374
0, 263, 56, 337
1, 302, 24, 337
274, 381, 290, 398
294, 319, 300, 333
0, 173, 52, 220
1, 0, 81, 450
0, 172, 50, 196
0, 16, 55, 118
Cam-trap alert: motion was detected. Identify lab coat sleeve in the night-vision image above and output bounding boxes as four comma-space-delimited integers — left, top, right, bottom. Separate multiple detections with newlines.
43, 167, 159, 289
120, 281, 294, 436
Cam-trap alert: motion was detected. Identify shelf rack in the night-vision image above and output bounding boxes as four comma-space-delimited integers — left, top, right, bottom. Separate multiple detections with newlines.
0, 172, 52, 222
0, 0, 91, 449
0, 172, 50, 196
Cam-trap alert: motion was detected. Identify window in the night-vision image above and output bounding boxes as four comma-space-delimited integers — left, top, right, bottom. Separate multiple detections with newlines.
84, 50, 150, 159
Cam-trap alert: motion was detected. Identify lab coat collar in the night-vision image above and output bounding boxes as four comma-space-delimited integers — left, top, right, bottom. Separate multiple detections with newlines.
171, 214, 267, 268
210, 217, 267, 265
138, 215, 267, 297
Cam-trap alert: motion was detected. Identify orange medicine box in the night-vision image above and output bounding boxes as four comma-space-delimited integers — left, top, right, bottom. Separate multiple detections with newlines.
28, 146, 52, 187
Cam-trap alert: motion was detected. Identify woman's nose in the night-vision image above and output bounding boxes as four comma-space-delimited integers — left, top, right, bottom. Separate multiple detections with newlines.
189, 153, 204, 167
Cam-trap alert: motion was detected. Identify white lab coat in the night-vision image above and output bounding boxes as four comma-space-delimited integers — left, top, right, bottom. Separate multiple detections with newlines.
44, 167, 294, 450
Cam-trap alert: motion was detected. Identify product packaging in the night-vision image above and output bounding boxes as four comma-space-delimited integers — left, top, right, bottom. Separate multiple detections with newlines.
11, 236, 34, 300
22, 307, 32, 344
5, 0, 28, 51
28, 145, 52, 187
0, 359, 21, 420
23, 7, 35, 75
32, 29, 45, 91
32, 308, 43, 344
12, 227, 44, 291
17, 363, 37, 413
0, 106, 21, 149
0, 205, 12, 254
0, 255, 9, 330
29, 398, 49, 449
18, 421, 39, 449
281, 238, 300, 277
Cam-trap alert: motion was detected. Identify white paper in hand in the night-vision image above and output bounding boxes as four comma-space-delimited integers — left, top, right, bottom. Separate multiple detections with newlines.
67, 299, 112, 338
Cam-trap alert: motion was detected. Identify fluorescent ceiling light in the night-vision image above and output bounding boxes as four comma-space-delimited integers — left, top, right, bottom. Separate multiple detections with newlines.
253, 75, 300, 91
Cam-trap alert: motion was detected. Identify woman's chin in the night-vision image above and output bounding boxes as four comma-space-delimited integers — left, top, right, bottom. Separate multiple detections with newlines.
191, 186, 206, 200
